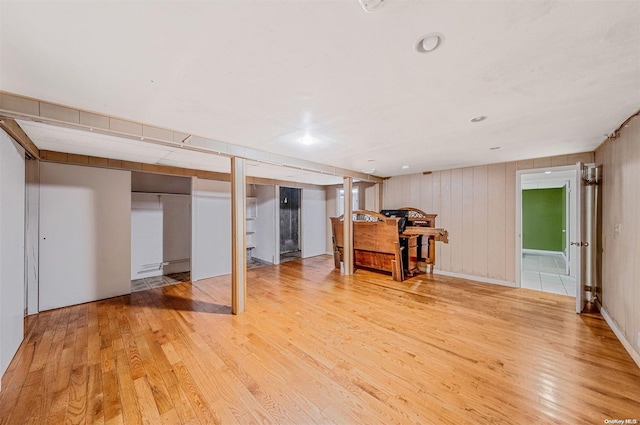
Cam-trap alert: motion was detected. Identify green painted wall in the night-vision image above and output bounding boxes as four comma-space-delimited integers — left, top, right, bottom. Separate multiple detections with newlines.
561, 185, 567, 253
522, 188, 565, 252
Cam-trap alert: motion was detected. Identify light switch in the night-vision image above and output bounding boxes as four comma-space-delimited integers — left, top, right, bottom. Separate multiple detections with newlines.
614, 224, 622, 234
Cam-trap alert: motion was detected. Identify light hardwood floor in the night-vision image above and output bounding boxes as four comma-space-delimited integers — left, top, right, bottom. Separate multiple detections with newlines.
1, 255, 639, 424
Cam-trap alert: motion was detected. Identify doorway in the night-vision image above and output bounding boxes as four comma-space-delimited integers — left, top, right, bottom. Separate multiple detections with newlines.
130, 172, 192, 292
517, 167, 577, 296
279, 187, 301, 262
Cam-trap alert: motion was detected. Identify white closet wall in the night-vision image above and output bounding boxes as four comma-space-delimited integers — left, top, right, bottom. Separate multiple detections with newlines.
162, 194, 191, 275
131, 193, 163, 279
301, 188, 327, 258
0, 131, 25, 386
192, 179, 231, 281
39, 163, 131, 311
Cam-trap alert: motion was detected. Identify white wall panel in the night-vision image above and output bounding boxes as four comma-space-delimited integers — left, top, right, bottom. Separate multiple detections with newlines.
254, 185, 277, 264
192, 179, 231, 281
301, 188, 327, 258
131, 193, 163, 279
364, 184, 378, 212
0, 131, 26, 384
163, 194, 191, 275
472, 166, 488, 277
39, 163, 131, 311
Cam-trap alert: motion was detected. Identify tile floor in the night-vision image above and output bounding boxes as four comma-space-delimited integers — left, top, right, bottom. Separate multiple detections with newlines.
245, 250, 299, 270
131, 271, 191, 292
521, 253, 576, 297
280, 250, 301, 263
247, 257, 272, 269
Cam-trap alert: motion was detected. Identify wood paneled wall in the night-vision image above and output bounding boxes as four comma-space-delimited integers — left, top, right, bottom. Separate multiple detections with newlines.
383, 152, 593, 283
595, 113, 640, 363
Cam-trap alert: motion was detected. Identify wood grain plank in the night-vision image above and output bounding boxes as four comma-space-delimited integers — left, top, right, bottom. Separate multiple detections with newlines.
86, 364, 105, 425
408, 174, 421, 207
436, 170, 450, 271
420, 172, 433, 212
133, 377, 162, 424
487, 163, 506, 280
462, 167, 475, 275
65, 365, 88, 425
504, 161, 517, 283
472, 165, 488, 277
114, 349, 142, 425
449, 168, 464, 273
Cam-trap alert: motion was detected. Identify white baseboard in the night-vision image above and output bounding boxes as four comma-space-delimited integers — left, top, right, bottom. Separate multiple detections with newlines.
600, 306, 640, 369
432, 269, 516, 288
523, 249, 564, 256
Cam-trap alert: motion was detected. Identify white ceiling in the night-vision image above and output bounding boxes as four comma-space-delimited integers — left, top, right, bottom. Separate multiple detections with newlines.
1, 1, 639, 180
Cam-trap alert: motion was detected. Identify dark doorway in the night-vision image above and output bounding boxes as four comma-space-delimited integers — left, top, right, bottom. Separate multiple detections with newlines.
279, 187, 301, 261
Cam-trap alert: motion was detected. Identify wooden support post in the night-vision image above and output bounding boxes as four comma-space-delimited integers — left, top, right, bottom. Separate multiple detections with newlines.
343, 177, 354, 275
231, 157, 246, 314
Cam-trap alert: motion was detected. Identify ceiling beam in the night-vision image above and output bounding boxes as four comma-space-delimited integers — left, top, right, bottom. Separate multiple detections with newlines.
38, 150, 328, 190
0, 116, 40, 159
0, 91, 383, 183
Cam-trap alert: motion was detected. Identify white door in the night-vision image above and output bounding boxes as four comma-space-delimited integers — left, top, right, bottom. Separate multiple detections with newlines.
40, 163, 131, 311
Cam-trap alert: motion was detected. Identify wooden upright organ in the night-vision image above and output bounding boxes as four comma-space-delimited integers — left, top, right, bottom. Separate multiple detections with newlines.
397, 207, 449, 274
330, 207, 448, 281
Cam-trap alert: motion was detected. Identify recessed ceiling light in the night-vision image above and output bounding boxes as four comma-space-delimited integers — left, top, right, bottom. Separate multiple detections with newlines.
402, 165, 410, 169
362, 168, 376, 174
298, 133, 316, 146
359, 0, 385, 13
489, 146, 501, 150
415, 33, 444, 53
470, 116, 487, 123
367, 159, 375, 162
545, 171, 552, 174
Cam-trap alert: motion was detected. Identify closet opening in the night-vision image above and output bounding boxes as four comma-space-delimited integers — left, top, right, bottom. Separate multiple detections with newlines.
130, 172, 192, 292
279, 187, 301, 263
246, 183, 278, 269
